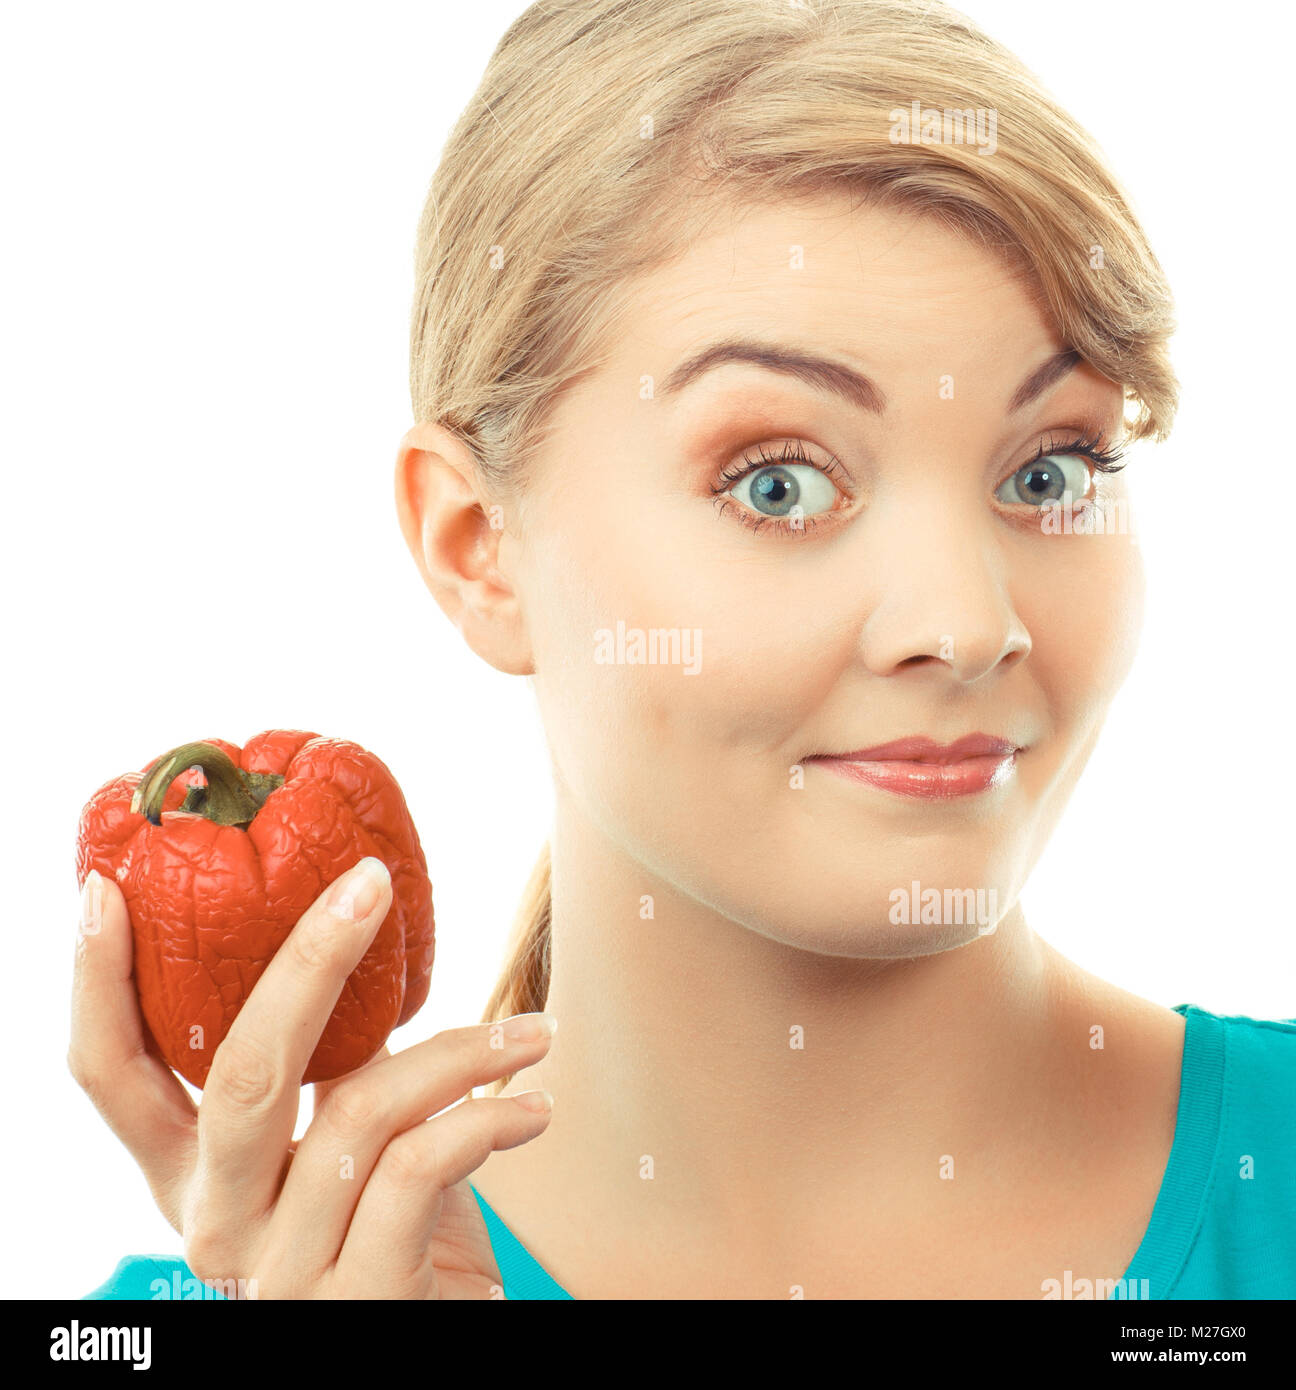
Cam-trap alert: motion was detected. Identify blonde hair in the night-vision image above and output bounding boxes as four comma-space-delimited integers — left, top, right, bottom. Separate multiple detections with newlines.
410, 0, 1179, 1094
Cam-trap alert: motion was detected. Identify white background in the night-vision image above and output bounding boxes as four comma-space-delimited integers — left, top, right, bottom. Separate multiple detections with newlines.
1, 1, 1291, 1299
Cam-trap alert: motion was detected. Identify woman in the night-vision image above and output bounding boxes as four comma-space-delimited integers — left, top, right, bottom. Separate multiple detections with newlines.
77, 0, 1295, 1300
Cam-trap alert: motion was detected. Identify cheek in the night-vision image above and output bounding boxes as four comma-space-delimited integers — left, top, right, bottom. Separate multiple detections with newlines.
1006, 526, 1146, 879
1026, 529, 1146, 728
523, 496, 828, 827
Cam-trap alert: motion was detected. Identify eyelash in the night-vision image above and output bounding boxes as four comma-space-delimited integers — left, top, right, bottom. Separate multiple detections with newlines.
1021, 428, 1128, 476
709, 439, 849, 537
709, 430, 1129, 537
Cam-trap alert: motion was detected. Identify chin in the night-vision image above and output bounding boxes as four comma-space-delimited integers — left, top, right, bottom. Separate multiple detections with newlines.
748, 912, 994, 961
715, 862, 1019, 960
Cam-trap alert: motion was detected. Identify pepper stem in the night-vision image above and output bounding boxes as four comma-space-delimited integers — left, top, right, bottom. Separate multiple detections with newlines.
129, 741, 285, 828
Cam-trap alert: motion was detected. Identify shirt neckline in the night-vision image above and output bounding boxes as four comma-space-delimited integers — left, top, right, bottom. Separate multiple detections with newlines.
469, 1182, 573, 1298
470, 1003, 1222, 1301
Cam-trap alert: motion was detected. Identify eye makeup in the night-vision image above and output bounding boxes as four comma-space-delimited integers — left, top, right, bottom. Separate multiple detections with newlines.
703, 421, 1128, 538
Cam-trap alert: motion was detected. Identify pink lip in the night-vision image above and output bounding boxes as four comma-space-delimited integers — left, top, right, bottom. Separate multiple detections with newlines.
821, 735, 1018, 763
804, 735, 1021, 799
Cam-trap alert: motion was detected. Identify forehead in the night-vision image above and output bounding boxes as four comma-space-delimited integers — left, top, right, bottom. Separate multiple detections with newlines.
617, 193, 1054, 371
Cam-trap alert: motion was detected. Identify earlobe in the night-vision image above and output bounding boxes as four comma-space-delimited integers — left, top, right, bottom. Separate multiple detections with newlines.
393, 424, 535, 677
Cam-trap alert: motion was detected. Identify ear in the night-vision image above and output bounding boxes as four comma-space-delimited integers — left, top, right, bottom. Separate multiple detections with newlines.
394, 421, 534, 676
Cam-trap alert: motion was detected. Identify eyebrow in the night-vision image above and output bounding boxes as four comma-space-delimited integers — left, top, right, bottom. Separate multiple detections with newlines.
659, 339, 1083, 415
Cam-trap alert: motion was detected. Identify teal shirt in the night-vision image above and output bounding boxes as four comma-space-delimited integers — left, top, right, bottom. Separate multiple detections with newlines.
83, 1004, 1295, 1300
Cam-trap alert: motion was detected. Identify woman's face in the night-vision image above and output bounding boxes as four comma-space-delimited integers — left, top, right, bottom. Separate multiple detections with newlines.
503, 194, 1141, 958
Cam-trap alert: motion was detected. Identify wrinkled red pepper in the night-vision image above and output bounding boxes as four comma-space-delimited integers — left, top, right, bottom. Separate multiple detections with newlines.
75, 729, 434, 1087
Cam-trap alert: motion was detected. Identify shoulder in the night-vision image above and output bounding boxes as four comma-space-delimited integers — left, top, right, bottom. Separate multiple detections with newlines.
1180, 1002, 1296, 1116
1172, 1004, 1296, 1297
1195, 1004, 1296, 1148
84, 1255, 229, 1300
1207, 1003, 1296, 1070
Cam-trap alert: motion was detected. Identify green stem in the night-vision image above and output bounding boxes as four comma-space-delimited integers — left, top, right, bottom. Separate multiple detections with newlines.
129, 741, 285, 828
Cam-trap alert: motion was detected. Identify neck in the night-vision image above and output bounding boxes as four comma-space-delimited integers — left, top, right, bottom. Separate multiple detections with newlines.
498, 792, 1092, 1243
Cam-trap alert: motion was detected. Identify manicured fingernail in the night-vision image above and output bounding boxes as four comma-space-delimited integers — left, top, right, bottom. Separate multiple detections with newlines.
327, 857, 390, 920
501, 1011, 558, 1042
512, 1089, 553, 1114
79, 870, 102, 938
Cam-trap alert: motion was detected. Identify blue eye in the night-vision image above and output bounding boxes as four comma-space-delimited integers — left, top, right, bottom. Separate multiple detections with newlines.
729, 460, 840, 519
996, 432, 1128, 509
713, 439, 848, 531
995, 452, 1092, 507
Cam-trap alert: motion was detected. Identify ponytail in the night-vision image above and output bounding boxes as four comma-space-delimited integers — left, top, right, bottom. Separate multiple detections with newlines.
475, 841, 552, 1099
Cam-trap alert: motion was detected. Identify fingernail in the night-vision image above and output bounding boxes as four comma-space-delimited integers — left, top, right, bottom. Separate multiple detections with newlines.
501, 1011, 557, 1043
512, 1089, 553, 1114
327, 856, 390, 920
79, 870, 102, 938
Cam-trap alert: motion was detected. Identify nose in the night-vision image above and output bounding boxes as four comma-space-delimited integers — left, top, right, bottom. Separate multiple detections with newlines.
853, 498, 1032, 684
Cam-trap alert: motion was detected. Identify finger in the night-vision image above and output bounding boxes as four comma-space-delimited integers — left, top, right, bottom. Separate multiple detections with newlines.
196, 857, 392, 1223
271, 1017, 555, 1278
311, 1045, 390, 1114
69, 870, 198, 1224
334, 1090, 554, 1298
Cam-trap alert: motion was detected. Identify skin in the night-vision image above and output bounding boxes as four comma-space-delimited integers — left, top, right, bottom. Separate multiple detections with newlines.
393, 195, 1187, 1299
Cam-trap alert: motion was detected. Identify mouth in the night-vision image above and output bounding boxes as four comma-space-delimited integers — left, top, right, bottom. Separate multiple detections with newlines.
803, 734, 1022, 799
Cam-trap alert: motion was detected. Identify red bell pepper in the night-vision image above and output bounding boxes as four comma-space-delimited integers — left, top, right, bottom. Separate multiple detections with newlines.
75, 729, 434, 1087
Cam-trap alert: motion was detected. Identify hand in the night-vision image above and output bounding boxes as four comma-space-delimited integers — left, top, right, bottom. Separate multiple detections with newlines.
69, 859, 556, 1298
